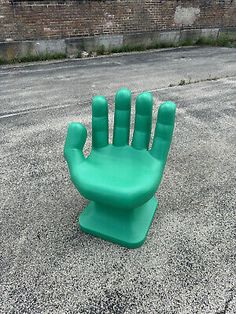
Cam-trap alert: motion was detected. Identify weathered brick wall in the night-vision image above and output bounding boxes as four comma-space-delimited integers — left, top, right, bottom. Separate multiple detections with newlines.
0, 0, 235, 42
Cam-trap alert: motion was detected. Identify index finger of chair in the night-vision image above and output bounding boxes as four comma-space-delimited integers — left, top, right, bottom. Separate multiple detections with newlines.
150, 101, 176, 161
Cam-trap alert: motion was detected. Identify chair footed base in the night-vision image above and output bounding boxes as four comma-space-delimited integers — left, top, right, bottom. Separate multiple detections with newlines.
78, 196, 158, 248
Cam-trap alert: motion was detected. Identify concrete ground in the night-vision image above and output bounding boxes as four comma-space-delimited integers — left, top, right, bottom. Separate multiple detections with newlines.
0, 47, 235, 313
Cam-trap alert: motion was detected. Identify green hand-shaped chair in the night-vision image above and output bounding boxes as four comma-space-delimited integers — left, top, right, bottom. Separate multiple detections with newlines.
64, 88, 176, 248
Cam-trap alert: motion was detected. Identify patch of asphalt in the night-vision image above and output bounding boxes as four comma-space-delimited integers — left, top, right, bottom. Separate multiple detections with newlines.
0, 46, 235, 117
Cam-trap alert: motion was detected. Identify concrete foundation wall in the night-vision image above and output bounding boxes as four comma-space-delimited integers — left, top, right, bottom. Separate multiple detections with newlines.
1, 28, 236, 62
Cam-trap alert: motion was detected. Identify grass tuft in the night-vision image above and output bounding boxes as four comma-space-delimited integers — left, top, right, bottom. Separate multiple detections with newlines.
0, 58, 6, 65
196, 34, 236, 48
96, 45, 106, 55
17, 52, 66, 63
179, 79, 186, 86
0, 52, 66, 65
168, 75, 224, 88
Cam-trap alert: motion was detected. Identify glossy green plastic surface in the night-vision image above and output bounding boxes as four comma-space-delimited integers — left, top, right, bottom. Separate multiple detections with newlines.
64, 88, 176, 248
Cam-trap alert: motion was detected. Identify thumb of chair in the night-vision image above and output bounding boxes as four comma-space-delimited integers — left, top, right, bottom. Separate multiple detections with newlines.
64, 122, 87, 165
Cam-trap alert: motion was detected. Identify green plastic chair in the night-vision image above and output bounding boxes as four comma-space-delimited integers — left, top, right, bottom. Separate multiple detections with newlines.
64, 88, 176, 248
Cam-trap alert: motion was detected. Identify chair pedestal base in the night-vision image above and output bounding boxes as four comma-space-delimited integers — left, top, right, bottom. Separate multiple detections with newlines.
78, 196, 158, 248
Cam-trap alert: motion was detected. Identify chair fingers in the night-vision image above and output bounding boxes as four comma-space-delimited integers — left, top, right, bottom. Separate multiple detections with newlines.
132, 92, 153, 150
64, 122, 87, 180
150, 101, 176, 162
92, 95, 109, 149
113, 88, 132, 146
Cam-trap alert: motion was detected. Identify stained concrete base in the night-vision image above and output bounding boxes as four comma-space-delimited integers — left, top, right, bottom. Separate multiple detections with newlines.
0, 27, 235, 62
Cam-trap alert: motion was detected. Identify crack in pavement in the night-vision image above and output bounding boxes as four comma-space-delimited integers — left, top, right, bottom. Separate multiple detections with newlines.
0, 75, 235, 120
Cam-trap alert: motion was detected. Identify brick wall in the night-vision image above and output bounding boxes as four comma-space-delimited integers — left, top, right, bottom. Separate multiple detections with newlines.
0, 0, 235, 42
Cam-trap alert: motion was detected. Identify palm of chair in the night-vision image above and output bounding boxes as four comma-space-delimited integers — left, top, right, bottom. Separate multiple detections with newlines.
64, 88, 176, 248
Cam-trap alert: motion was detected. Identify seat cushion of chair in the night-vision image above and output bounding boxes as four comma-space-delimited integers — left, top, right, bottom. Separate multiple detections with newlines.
73, 145, 162, 208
